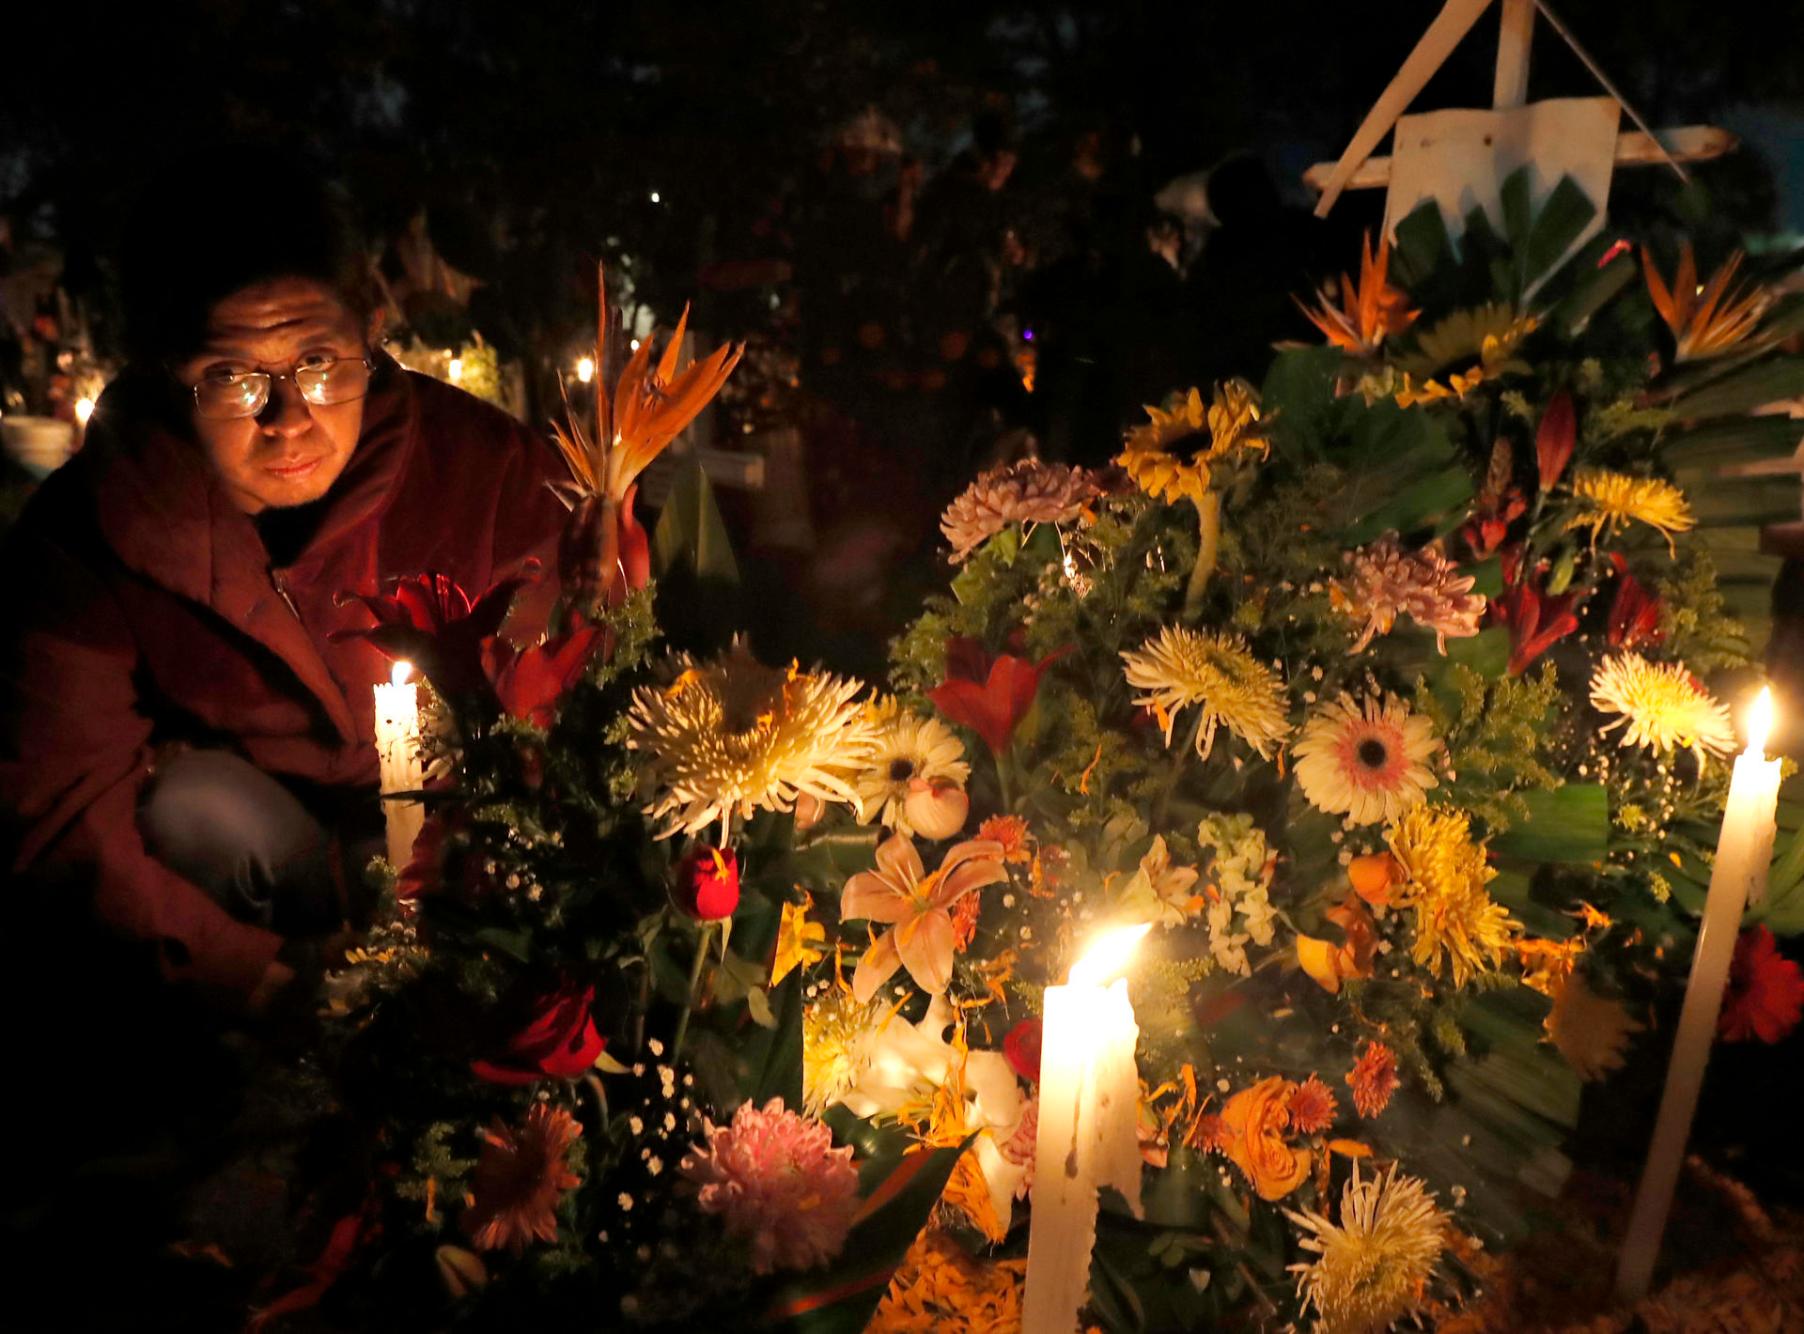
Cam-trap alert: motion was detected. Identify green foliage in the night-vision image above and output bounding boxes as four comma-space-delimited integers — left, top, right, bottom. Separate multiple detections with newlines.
1416, 662, 1562, 832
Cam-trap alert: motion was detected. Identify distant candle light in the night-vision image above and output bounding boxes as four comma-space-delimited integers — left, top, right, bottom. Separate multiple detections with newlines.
649, 190, 662, 204
447, 357, 464, 383
74, 397, 96, 425
630, 338, 642, 352
576, 355, 596, 384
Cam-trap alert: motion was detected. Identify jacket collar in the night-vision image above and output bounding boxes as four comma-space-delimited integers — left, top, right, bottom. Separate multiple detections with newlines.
87, 355, 418, 743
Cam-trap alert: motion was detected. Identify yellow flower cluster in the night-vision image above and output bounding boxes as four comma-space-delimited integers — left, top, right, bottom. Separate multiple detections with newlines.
1387, 806, 1519, 988
870, 1227, 1027, 1334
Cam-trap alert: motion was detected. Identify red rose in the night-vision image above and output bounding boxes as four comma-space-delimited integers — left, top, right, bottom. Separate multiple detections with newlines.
1004, 1017, 1043, 1083
673, 846, 740, 921
471, 982, 606, 1085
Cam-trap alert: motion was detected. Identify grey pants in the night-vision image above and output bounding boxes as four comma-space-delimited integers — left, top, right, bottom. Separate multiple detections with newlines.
138, 749, 349, 936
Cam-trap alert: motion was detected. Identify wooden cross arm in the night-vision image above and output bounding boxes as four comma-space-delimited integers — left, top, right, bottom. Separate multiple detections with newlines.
1303, 123, 1738, 197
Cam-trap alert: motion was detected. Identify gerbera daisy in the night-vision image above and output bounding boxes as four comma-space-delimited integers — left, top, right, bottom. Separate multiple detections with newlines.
680, 1097, 859, 1274
1293, 693, 1440, 826
1719, 924, 1804, 1044
1287, 1163, 1447, 1334
1288, 1075, 1339, 1135
1387, 806, 1519, 988
1117, 379, 1269, 510
854, 698, 971, 836
1589, 652, 1736, 769
460, 1104, 583, 1256
1121, 627, 1291, 759
1566, 469, 1695, 555
1346, 1040, 1401, 1119
939, 459, 1103, 563
628, 638, 876, 837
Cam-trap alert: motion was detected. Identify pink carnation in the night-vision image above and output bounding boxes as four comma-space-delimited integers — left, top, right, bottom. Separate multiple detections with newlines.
679, 1097, 858, 1274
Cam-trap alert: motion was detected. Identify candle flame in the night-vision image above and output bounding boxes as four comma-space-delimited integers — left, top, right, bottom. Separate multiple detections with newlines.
391, 660, 414, 687
1068, 922, 1151, 987
576, 355, 596, 384
1748, 685, 1775, 757
447, 356, 464, 383
74, 397, 96, 425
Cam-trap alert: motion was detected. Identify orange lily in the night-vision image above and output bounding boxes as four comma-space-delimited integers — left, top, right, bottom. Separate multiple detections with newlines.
1296, 231, 1417, 358
1642, 242, 1769, 363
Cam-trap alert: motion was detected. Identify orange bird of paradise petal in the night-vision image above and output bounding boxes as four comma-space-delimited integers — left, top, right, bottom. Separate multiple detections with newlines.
1642, 242, 1769, 363
1296, 231, 1417, 358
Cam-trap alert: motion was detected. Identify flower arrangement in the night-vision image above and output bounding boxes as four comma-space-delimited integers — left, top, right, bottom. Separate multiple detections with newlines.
800, 178, 1804, 1329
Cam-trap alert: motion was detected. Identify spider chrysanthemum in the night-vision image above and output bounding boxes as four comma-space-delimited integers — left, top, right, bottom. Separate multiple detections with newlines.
628, 638, 876, 837
1566, 469, 1695, 555
1589, 652, 1735, 770
1293, 693, 1439, 826
1386, 806, 1518, 988
1121, 627, 1290, 759
802, 986, 883, 1117
1287, 1163, 1447, 1334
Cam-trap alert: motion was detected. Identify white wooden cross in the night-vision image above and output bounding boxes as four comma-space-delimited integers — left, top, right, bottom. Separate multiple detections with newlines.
1304, 0, 1736, 253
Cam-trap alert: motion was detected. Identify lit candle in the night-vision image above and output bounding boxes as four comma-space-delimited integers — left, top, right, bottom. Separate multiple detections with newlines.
1024, 922, 1149, 1334
1617, 686, 1781, 1300
447, 356, 464, 385
374, 660, 426, 870
575, 355, 596, 384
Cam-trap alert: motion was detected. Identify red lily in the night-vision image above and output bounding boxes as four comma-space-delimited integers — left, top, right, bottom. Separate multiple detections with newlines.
1605, 554, 1664, 650
1462, 439, 1526, 559
482, 619, 607, 729
337, 570, 533, 704
928, 636, 1072, 753
1535, 391, 1576, 492
1494, 550, 1584, 676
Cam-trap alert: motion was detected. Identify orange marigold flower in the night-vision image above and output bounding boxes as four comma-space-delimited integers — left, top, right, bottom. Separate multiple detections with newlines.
977, 814, 1034, 863
1720, 924, 1804, 1044
1288, 1075, 1339, 1135
1347, 1041, 1400, 1119
1186, 1111, 1232, 1155
949, 891, 983, 952
460, 1104, 583, 1256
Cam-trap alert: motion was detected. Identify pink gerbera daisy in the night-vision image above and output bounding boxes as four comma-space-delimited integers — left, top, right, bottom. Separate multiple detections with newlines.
1293, 693, 1440, 826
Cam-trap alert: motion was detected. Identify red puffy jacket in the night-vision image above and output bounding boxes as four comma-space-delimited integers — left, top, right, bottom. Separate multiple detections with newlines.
0, 357, 566, 1006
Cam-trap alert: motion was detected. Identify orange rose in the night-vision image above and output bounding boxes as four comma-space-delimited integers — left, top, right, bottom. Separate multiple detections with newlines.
1296, 894, 1378, 995
1220, 1076, 1311, 1201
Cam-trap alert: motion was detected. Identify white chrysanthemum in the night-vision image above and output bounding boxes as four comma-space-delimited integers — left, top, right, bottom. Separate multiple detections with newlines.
1589, 652, 1735, 769
1293, 693, 1440, 826
853, 698, 970, 834
1287, 1164, 1448, 1334
1121, 627, 1291, 759
628, 638, 876, 837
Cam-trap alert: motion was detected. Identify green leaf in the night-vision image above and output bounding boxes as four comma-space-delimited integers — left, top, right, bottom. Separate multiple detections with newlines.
766, 1138, 971, 1332
1446, 626, 1510, 680
750, 973, 804, 1107
1522, 175, 1598, 288
1341, 465, 1475, 546
1669, 357, 1804, 420
652, 460, 740, 587
1491, 784, 1609, 865
469, 926, 532, 963
1391, 199, 1454, 290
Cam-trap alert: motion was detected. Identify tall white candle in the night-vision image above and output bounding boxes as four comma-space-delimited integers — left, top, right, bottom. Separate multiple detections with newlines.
375, 659, 426, 870
1024, 923, 1149, 1334
1617, 687, 1781, 1301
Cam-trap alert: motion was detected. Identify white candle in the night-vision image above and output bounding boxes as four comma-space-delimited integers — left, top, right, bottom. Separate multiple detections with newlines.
1024, 922, 1149, 1334
375, 659, 426, 870
1617, 686, 1781, 1301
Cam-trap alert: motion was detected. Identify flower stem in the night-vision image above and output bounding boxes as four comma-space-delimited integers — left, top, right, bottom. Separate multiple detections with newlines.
1183, 491, 1222, 617
996, 746, 1018, 813
671, 923, 712, 1060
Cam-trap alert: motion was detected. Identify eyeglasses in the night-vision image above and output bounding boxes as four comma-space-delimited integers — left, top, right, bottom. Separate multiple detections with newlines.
190, 355, 373, 420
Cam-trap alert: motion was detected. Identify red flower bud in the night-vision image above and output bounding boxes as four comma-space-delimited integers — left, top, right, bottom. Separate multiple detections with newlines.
471, 981, 606, 1085
674, 846, 740, 921
1535, 391, 1576, 493
1004, 1017, 1043, 1083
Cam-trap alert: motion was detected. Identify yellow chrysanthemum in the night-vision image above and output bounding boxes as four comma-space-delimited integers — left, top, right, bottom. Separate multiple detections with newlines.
1589, 652, 1735, 769
1387, 807, 1519, 988
628, 638, 876, 837
1566, 469, 1695, 555
869, 1226, 1027, 1334
1287, 1164, 1448, 1334
854, 697, 971, 835
772, 897, 827, 987
802, 985, 883, 1116
1121, 627, 1291, 760
1117, 379, 1269, 508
